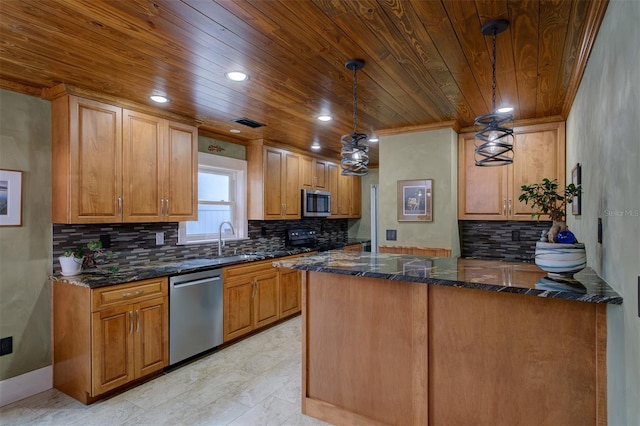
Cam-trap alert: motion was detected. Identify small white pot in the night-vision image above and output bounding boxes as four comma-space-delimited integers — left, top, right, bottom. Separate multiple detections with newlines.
59, 256, 85, 276
534, 242, 586, 277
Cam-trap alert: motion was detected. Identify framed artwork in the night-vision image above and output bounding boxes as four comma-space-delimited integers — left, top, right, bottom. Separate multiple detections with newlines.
397, 179, 433, 222
0, 169, 23, 227
571, 163, 581, 216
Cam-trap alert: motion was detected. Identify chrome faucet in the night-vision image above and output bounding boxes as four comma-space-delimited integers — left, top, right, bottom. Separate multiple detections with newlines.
218, 221, 235, 256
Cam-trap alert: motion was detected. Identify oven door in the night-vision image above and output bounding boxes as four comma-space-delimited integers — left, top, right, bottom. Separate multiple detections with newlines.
302, 189, 331, 217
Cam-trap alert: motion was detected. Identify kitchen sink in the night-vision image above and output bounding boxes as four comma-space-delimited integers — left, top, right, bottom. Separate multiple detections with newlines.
207, 253, 264, 265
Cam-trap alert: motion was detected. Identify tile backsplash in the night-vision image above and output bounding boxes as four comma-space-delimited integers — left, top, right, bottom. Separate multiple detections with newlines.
52, 218, 348, 273
459, 220, 553, 261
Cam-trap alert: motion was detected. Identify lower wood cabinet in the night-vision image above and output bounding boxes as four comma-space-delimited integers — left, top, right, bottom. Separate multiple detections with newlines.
53, 277, 168, 404
278, 268, 302, 317
222, 254, 307, 342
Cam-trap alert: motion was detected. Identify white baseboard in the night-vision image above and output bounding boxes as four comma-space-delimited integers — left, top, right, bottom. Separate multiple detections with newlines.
0, 366, 52, 407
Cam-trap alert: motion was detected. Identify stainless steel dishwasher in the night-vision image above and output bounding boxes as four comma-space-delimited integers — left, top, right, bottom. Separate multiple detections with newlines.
169, 269, 223, 365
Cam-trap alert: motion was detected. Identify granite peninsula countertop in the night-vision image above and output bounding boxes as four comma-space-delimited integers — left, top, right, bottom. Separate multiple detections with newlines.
51, 248, 316, 289
273, 251, 622, 305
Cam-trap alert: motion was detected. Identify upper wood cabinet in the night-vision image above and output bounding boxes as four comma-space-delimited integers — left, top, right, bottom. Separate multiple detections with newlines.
327, 162, 361, 219
247, 145, 301, 220
458, 122, 565, 220
52, 95, 197, 224
301, 156, 329, 190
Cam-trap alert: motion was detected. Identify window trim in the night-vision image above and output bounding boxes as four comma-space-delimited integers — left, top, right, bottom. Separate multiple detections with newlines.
178, 152, 247, 245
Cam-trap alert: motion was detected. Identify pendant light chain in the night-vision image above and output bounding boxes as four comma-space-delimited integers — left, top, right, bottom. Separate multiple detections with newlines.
491, 28, 497, 112
352, 66, 358, 134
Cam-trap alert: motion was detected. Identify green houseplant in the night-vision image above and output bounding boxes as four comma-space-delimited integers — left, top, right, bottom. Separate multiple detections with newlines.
58, 240, 118, 276
58, 247, 85, 276
519, 178, 581, 243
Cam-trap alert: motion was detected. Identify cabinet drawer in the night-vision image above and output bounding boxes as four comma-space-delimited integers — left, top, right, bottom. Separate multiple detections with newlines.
92, 277, 168, 311
223, 259, 274, 280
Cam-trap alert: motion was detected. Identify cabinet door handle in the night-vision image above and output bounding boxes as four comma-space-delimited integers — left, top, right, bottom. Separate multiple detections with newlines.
122, 290, 144, 298
118, 196, 123, 217
129, 310, 133, 334
136, 309, 140, 333
252, 280, 257, 298
508, 199, 512, 216
502, 199, 507, 216
161, 199, 164, 216
165, 199, 169, 216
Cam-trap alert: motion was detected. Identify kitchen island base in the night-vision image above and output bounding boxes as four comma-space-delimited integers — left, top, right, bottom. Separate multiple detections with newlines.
301, 271, 607, 426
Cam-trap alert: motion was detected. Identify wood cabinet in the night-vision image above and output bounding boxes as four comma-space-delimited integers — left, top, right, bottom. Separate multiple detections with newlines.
247, 145, 301, 220
223, 253, 308, 342
52, 95, 197, 224
301, 156, 329, 190
328, 162, 361, 218
53, 277, 168, 404
458, 122, 565, 220
223, 259, 280, 342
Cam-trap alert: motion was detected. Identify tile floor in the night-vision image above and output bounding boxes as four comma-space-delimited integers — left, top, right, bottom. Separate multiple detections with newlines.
0, 316, 330, 425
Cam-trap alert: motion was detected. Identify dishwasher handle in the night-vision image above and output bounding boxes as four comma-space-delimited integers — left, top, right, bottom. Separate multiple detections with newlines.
171, 276, 221, 289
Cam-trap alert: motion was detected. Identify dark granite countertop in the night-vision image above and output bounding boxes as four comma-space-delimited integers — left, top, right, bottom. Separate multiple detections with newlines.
51, 248, 315, 289
272, 251, 622, 305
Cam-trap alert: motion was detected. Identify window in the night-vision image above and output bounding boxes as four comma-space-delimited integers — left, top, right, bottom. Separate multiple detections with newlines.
178, 153, 247, 244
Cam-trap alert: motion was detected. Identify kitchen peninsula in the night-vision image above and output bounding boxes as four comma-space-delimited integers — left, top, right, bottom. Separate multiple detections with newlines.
274, 252, 622, 426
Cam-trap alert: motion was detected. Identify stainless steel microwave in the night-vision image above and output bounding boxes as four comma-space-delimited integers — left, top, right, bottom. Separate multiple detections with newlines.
302, 189, 331, 217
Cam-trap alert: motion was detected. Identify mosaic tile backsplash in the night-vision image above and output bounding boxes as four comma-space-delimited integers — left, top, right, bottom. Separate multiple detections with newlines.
52, 218, 348, 273
459, 220, 554, 261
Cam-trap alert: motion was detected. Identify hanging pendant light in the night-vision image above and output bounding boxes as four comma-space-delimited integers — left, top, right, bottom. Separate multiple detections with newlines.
341, 59, 369, 176
475, 19, 514, 167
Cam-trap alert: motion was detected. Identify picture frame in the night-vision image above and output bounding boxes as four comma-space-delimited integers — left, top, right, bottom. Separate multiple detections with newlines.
571, 163, 581, 215
397, 179, 433, 222
0, 169, 24, 227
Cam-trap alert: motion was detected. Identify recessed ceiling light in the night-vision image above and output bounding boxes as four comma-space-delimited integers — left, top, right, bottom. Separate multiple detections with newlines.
317, 115, 332, 122
230, 129, 241, 133
150, 95, 170, 103
497, 106, 513, 113
311, 141, 321, 150
225, 71, 249, 82
369, 136, 379, 143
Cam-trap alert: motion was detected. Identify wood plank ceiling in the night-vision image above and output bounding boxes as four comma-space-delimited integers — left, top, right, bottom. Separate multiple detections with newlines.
0, 0, 608, 166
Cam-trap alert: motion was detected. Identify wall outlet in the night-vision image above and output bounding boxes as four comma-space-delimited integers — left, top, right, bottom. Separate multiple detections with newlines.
597, 217, 603, 243
511, 230, 520, 241
0, 336, 12, 356
386, 229, 397, 241
99, 234, 111, 249
155, 232, 165, 245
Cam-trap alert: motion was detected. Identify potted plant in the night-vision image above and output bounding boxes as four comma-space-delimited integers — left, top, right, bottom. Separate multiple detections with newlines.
519, 178, 581, 242
519, 178, 585, 277
58, 247, 85, 276
58, 240, 118, 276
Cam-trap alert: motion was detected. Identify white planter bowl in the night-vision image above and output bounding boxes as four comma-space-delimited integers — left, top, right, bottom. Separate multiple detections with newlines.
59, 256, 85, 276
534, 242, 586, 277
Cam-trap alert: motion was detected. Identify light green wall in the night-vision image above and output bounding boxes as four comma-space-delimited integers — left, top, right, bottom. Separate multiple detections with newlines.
565, 1, 640, 424
378, 129, 460, 255
348, 168, 379, 239
0, 89, 52, 380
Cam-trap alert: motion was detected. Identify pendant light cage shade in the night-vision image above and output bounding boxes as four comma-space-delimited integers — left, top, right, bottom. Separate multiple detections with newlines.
341, 132, 369, 176
341, 59, 369, 176
475, 19, 514, 167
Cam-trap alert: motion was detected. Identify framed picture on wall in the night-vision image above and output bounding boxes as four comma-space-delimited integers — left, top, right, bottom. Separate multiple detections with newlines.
0, 169, 24, 227
397, 179, 433, 222
571, 163, 581, 215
